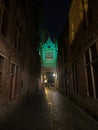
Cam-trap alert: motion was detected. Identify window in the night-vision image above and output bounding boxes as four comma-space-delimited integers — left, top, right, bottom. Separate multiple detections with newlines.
85, 42, 98, 98
14, 20, 19, 48
45, 52, 53, 60
1, 9, 8, 36
0, 56, 4, 79
14, 20, 22, 52
48, 45, 51, 48
90, 43, 98, 98
72, 61, 78, 93
9, 64, 19, 100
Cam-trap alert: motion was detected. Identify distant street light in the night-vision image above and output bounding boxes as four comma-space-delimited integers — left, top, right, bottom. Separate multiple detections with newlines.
44, 79, 47, 83
53, 73, 56, 77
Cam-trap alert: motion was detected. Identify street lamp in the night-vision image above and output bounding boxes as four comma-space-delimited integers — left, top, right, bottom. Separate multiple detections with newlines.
44, 79, 47, 83
53, 73, 56, 77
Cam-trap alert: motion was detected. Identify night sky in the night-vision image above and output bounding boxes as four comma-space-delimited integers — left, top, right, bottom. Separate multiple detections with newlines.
42, 0, 71, 39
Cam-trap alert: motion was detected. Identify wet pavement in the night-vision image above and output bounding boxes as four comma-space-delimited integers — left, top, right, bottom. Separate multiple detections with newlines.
0, 87, 98, 130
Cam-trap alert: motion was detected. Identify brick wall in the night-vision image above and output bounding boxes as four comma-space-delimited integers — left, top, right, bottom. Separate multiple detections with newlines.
67, 0, 98, 120
0, 0, 42, 122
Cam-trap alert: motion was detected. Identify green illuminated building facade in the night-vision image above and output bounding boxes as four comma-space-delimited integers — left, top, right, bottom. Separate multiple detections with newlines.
39, 36, 58, 67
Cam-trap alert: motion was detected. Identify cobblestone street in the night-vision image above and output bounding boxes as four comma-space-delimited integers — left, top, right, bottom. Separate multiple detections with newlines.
0, 87, 98, 130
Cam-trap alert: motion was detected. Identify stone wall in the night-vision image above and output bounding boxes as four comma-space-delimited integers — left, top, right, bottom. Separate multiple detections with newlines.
58, 0, 98, 120
68, 0, 98, 120
0, 0, 42, 122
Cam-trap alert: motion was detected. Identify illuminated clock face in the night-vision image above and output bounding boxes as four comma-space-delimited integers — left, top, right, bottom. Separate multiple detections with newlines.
40, 37, 58, 67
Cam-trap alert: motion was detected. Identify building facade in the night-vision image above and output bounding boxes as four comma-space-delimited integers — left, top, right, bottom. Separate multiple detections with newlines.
0, 0, 43, 121
58, 0, 98, 120
38, 35, 58, 87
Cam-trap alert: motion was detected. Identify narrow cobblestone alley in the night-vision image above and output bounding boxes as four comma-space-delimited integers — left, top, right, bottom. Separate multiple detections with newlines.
0, 87, 98, 130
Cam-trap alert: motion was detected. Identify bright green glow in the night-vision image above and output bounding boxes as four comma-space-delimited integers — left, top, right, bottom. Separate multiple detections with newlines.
39, 36, 58, 67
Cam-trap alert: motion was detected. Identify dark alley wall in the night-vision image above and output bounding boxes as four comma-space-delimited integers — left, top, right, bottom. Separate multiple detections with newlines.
58, 0, 98, 120
0, 0, 43, 121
